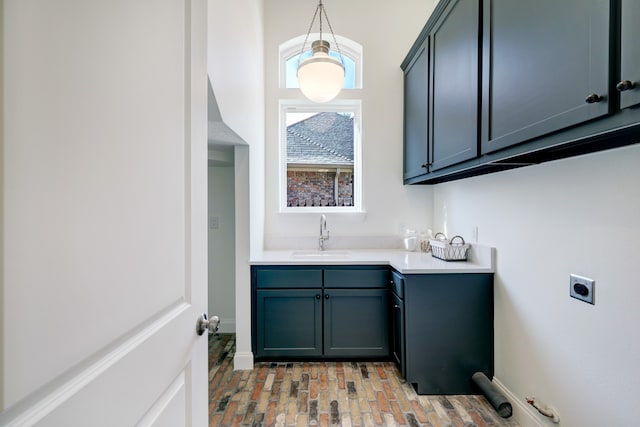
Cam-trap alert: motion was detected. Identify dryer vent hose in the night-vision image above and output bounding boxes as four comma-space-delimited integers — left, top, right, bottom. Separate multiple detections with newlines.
471, 372, 513, 418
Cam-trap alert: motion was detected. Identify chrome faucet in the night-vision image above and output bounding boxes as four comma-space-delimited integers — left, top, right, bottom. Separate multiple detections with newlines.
319, 214, 330, 250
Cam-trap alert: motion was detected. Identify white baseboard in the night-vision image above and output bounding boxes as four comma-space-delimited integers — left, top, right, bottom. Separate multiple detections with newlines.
492, 377, 549, 427
233, 351, 254, 370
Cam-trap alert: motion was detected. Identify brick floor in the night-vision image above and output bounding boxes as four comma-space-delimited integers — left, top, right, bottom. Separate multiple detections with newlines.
209, 334, 519, 427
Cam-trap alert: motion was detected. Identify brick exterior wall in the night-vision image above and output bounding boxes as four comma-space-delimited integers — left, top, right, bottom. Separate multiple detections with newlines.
287, 170, 354, 207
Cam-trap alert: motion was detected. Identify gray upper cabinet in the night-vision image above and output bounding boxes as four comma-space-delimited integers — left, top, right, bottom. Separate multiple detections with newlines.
402, 0, 640, 184
402, 0, 480, 181
481, 0, 610, 154
430, 0, 479, 170
619, 0, 640, 109
403, 40, 430, 182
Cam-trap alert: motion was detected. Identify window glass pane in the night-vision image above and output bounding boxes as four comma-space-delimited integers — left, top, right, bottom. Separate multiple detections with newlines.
286, 52, 356, 89
286, 111, 355, 207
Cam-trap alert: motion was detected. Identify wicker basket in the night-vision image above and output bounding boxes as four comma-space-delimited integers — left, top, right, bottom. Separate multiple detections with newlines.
429, 235, 470, 261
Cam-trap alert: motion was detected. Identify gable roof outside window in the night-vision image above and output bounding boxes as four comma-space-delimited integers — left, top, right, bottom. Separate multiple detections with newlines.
286, 112, 354, 167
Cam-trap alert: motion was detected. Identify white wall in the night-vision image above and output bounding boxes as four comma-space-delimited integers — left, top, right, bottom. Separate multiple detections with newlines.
208, 165, 236, 332
208, 0, 265, 255
263, 0, 437, 246
208, 0, 264, 369
433, 144, 640, 427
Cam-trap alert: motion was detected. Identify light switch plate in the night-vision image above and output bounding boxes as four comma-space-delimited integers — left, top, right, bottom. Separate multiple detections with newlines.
209, 216, 220, 230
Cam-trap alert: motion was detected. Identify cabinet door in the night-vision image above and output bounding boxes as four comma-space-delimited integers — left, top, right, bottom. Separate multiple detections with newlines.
404, 274, 493, 395
619, 0, 640, 109
323, 289, 390, 357
429, 0, 480, 171
256, 289, 322, 358
403, 40, 430, 182
390, 270, 404, 298
482, 0, 610, 154
391, 291, 406, 377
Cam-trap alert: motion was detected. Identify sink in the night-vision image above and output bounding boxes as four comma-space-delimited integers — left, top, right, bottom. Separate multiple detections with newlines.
291, 250, 352, 259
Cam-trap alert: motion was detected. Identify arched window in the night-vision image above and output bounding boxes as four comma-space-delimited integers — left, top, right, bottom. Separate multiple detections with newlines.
278, 35, 363, 212
279, 34, 363, 90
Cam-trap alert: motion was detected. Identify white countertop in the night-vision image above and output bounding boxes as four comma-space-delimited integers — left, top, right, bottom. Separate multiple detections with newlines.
250, 245, 495, 274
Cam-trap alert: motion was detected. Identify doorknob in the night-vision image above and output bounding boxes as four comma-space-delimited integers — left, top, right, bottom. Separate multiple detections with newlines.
196, 313, 220, 336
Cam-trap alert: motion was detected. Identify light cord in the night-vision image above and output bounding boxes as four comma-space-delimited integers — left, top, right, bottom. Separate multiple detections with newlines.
297, 0, 345, 70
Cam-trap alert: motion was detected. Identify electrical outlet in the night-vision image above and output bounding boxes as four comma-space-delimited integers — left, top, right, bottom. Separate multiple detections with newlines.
570, 274, 595, 304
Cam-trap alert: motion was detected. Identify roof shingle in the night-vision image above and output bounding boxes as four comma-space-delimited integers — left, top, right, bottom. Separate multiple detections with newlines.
287, 112, 354, 166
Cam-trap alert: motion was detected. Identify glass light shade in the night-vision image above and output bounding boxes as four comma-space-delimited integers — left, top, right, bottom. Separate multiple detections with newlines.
297, 41, 345, 103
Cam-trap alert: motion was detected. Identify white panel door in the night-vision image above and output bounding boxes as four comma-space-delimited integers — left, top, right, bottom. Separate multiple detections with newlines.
1, 0, 209, 425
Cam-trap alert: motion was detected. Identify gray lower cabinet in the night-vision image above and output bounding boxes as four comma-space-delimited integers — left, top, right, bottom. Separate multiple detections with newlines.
393, 271, 494, 395
253, 265, 494, 394
252, 266, 390, 359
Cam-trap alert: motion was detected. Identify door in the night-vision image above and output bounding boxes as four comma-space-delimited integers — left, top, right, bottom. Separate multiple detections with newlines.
1, 1, 209, 425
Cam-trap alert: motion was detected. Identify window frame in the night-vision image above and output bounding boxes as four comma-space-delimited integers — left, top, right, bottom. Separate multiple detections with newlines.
279, 99, 363, 213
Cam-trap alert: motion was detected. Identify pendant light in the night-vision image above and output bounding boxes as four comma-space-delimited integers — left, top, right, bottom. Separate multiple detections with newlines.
297, 0, 345, 103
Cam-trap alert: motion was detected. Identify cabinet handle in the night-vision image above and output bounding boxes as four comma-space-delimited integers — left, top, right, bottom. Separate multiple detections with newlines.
585, 93, 604, 104
421, 163, 429, 169
394, 304, 400, 309
325, 294, 330, 299
316, 294, 321, 300
616, 80, 636, 92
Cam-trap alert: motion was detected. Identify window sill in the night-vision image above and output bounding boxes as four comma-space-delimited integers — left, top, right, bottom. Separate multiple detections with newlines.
278, 207, 367, 220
